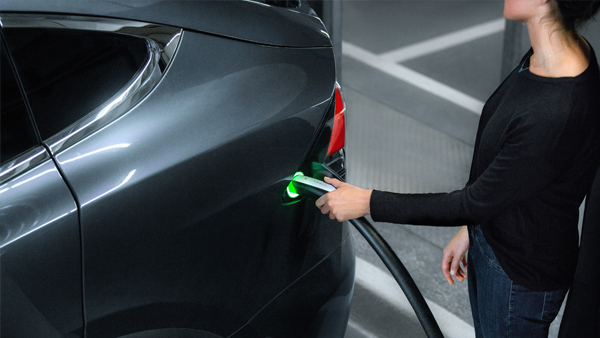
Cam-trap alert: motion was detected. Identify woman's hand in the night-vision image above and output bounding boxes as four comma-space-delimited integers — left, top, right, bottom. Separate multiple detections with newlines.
442, 225, 469, 285
315, 177, 372, 222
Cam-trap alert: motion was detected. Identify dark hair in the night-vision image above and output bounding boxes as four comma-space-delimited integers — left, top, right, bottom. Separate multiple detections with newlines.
556, 1, 600, 31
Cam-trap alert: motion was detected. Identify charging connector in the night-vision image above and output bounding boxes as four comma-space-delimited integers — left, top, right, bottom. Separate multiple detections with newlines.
290, 175, 335, 198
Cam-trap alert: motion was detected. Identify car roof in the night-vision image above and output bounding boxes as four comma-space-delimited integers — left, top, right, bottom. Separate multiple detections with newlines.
0, 0, 331, 48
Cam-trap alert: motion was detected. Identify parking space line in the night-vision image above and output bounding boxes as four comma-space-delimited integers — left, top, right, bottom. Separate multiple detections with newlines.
347, 320, 381, 338
342, 41, 484, 115
355, 257, 475, 338
379, 18, 506, 63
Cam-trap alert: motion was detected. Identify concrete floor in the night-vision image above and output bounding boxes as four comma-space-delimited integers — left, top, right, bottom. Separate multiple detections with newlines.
340, 2, 600, 338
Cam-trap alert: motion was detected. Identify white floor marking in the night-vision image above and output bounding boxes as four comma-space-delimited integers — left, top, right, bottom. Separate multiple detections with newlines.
347, 319, 381, 338
379, 18, 506, 63
355, 257, 476, 338
342, 41, 484, 115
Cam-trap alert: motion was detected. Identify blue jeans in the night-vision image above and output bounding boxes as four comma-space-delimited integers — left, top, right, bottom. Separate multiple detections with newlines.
467, 225, 568, 338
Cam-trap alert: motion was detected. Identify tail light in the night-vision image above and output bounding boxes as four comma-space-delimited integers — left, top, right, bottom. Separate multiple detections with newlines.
320, 82, 346, 180
283, 82, 346, 203
283, 82, 346, 204
327, 83, 346, 157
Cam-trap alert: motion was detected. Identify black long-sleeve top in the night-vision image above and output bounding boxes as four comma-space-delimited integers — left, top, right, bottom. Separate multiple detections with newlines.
370, 46, 600, 291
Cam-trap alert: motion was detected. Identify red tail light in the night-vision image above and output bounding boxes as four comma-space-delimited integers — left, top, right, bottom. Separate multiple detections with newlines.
327, 83, 346, 157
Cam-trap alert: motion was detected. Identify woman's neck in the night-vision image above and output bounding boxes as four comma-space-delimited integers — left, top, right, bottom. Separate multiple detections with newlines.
525, 18, 589, 77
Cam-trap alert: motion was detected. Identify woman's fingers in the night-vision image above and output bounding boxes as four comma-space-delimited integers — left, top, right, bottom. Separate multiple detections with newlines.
315, 194, 327, 209
442, 255, 455, 285
444, 257, 467, 284
450, 256, 464, 282
450, 259, 465, 282
316, 196, 330, 215
324, 176, 343, 188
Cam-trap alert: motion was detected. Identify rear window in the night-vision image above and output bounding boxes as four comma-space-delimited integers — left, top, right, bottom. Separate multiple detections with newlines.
3, 28, 149, 140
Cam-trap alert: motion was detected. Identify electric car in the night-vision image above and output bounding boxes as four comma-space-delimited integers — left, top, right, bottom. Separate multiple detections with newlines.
0, 1, 354, 337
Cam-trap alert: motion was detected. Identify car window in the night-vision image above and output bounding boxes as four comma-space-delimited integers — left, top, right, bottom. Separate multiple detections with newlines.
3, 28, 149, 140
1, 39, 39, 166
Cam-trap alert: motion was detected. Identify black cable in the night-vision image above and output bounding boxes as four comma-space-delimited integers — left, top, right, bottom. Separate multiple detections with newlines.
349, 217, 444, 338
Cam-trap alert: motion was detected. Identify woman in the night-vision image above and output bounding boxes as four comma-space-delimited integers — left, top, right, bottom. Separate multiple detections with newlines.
316, 1, 600, 337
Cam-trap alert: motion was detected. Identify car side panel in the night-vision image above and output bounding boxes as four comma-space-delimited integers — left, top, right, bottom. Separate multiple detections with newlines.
0, 153, 83, 337
229, 229, 355, 338
54, 31, 350, 337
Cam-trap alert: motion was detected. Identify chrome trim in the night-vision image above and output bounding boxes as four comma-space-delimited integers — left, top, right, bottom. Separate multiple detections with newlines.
0, 147, 50, 185
0, 14, 183, 155
0, 14, 182, 66
47, 41, 163, 154
162, 31, 182, 65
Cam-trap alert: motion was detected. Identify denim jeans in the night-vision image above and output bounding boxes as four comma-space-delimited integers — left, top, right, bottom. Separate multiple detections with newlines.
467, 225, 568, 338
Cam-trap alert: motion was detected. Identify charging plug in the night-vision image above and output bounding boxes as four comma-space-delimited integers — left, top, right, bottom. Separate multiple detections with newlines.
290, 175, 335, 199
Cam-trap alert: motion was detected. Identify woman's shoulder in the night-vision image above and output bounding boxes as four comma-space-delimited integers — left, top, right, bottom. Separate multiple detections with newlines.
527, 37, 597, 79
557, 37, 593, 77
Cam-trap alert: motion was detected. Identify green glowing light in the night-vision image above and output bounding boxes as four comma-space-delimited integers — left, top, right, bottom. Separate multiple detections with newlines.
286, 172, 304, 198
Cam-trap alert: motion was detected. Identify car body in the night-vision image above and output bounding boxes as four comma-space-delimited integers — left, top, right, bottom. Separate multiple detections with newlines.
0, 1, 354, 337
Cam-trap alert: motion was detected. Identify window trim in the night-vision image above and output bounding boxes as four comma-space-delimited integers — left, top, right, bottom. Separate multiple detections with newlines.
0, 14, 182, 178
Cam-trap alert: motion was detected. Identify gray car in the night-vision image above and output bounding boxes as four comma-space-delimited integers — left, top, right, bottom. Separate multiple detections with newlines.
0, 1, 353, 337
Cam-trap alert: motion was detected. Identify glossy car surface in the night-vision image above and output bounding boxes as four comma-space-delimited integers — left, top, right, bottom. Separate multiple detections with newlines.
0, 1, 354, 337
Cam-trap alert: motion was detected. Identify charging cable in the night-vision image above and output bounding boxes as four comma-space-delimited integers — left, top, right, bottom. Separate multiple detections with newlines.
290, 175, 445, 338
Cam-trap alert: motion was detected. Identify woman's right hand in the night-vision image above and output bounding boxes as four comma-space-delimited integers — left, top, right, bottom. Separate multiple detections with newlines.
442, 225, 469, 285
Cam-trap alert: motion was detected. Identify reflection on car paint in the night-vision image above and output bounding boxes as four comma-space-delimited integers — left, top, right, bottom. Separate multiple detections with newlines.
0, 149, 49, 184
0, 159, 78, 249
82, 169, 137, 207
0, 208, 76, 249
61, 143, 131, 165
10, 169, 56, 189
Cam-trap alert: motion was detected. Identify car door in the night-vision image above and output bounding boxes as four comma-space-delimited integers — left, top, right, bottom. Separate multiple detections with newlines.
0, 32, 84, 338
